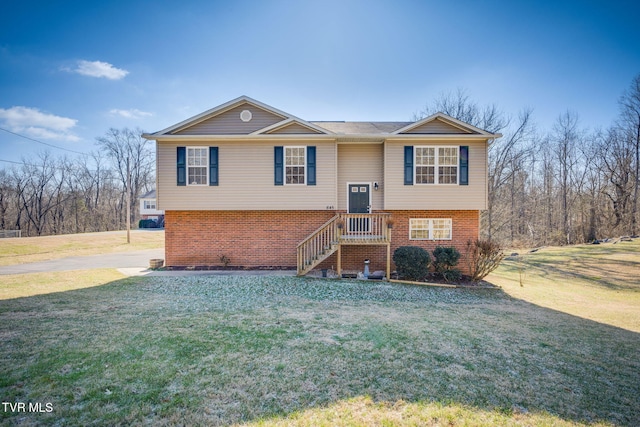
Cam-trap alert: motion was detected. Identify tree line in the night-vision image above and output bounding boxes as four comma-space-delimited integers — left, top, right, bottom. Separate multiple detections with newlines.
414, 73, 640, 246
0, 128, 154, 237
1, 73, 639, 246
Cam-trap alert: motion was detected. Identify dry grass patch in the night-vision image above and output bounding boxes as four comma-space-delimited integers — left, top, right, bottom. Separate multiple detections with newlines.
238, 395, 613, 427
0, 230, 164, 266
0, 269, 125, 300
490, 239, 640, 332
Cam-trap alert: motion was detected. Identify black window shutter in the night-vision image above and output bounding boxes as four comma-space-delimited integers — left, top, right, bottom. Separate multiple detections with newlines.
209, 147, 219, 186
177, 147, 186, 186
459, 146, 469, 185
274, 146, 284, 185
307, 146, 316, 185
404, 146, 414, 185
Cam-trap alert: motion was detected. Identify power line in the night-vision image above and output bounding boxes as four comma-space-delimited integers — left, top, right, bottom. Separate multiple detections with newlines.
0, 158, 121, 180
0, 126, 89, 156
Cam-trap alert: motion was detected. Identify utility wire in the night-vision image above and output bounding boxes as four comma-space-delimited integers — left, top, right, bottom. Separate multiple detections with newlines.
0, 126, 89, 156
0, 158, 122, 180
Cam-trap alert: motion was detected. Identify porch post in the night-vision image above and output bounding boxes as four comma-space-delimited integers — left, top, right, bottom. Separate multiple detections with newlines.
337, 245, 342, 277
386, 243, 391, 279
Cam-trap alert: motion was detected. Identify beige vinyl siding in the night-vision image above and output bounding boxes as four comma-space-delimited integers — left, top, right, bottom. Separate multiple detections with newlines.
403, 118, 473, 134
337, 144, 384, 211
383, 140, 487, 210
268, 123, 322, 134
157, 140, 336, 210
172, 103, 285, 135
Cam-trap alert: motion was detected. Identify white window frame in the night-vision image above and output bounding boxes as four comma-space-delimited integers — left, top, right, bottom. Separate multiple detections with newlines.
414, 146, 459, 185
409, 218, 453, 240
186, 147, 208, 186
284, 146, 306, 185
143, 200, 156, 210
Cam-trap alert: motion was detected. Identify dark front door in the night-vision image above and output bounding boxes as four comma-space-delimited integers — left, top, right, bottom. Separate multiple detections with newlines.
348, 184, 370, 213
348, 184, 370, 233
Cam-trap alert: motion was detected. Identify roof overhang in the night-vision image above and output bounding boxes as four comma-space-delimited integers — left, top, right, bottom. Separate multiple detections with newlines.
142, 133, 499, 142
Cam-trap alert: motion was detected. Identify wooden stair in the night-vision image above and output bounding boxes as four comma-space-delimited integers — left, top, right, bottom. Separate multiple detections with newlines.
297, 215, 340, 276
296, 213, 393, 276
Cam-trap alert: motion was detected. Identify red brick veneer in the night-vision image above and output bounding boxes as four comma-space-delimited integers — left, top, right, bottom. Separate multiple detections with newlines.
164, 210, 335, 267
164, 210, 479, 273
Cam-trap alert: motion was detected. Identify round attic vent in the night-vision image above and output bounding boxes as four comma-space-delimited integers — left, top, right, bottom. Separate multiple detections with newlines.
240, 109, 252, 122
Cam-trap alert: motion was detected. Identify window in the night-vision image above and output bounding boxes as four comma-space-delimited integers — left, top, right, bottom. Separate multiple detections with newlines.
285, 146, 306, 184
415, 146, 458, 184
409, 218, 452, 240
187, 147, 208, 185
144, 200, 156, 210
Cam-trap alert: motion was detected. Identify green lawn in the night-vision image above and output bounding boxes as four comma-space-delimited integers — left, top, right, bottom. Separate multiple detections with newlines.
1, 270, 638, 426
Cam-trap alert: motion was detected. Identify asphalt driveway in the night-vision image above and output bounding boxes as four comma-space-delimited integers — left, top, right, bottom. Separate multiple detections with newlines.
0, 249, 165, 275
0, 249, 297, 277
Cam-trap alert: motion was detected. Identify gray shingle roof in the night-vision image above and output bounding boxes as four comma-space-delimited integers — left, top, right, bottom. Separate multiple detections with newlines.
140, 190, 156, 199
310, 121, 412, 135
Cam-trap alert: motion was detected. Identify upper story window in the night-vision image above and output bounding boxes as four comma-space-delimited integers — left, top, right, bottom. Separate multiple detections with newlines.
143, 200, 156, 210
415, 146, 458, 184
285, 146, 306, 184
187, 147, 208, 185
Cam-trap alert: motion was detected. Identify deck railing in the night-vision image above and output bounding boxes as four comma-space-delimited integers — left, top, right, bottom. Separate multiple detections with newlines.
297, 215, 340, 274
338, 213, 392, 244
296, 213, 392, 275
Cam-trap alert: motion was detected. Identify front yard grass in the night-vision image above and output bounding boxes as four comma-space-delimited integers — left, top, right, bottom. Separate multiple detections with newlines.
1, 274, 638, 426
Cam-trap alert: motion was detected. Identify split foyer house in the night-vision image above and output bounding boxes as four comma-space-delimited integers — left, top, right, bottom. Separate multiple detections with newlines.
142, 96, 501, 277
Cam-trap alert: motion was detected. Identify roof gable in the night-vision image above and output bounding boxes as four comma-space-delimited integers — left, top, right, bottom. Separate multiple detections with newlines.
257, 119, 326, 135
150, 96, 329, 137
171, 101, 285, 135
394, 113, 492, 135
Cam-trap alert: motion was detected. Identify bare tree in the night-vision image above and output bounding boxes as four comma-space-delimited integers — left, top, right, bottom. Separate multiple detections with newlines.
550, 111, 586, 244
11, 152, 67, 236
96, 128, 154, 232
597, 127, 635, 233
414, 88, 508, 134
618, 73, 640, 235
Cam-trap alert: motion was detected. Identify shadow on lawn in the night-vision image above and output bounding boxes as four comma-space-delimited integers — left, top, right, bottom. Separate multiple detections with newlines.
0, 276, 639, 426
501, 254, 640, 292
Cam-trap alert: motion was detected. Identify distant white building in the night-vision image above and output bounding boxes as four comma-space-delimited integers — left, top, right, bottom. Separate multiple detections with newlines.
139, 190, 164, 227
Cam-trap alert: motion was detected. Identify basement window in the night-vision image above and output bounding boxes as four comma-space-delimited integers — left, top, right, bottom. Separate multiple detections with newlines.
409, 218, 452, 240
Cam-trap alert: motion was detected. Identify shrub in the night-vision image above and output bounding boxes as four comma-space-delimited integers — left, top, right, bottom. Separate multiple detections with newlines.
466, 239, 505, 281
432, 246, 462, 282
393, 246, 431, 281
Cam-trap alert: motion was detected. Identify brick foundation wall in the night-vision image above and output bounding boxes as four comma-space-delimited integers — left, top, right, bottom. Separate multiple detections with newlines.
165, 210, 479, 273
164, 210, 335, 267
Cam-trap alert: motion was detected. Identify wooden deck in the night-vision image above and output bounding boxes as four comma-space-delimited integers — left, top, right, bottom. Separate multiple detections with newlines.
297, 213, 392, 276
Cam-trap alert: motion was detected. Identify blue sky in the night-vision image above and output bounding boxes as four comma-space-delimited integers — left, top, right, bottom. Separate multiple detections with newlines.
1, 0, 639, 164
